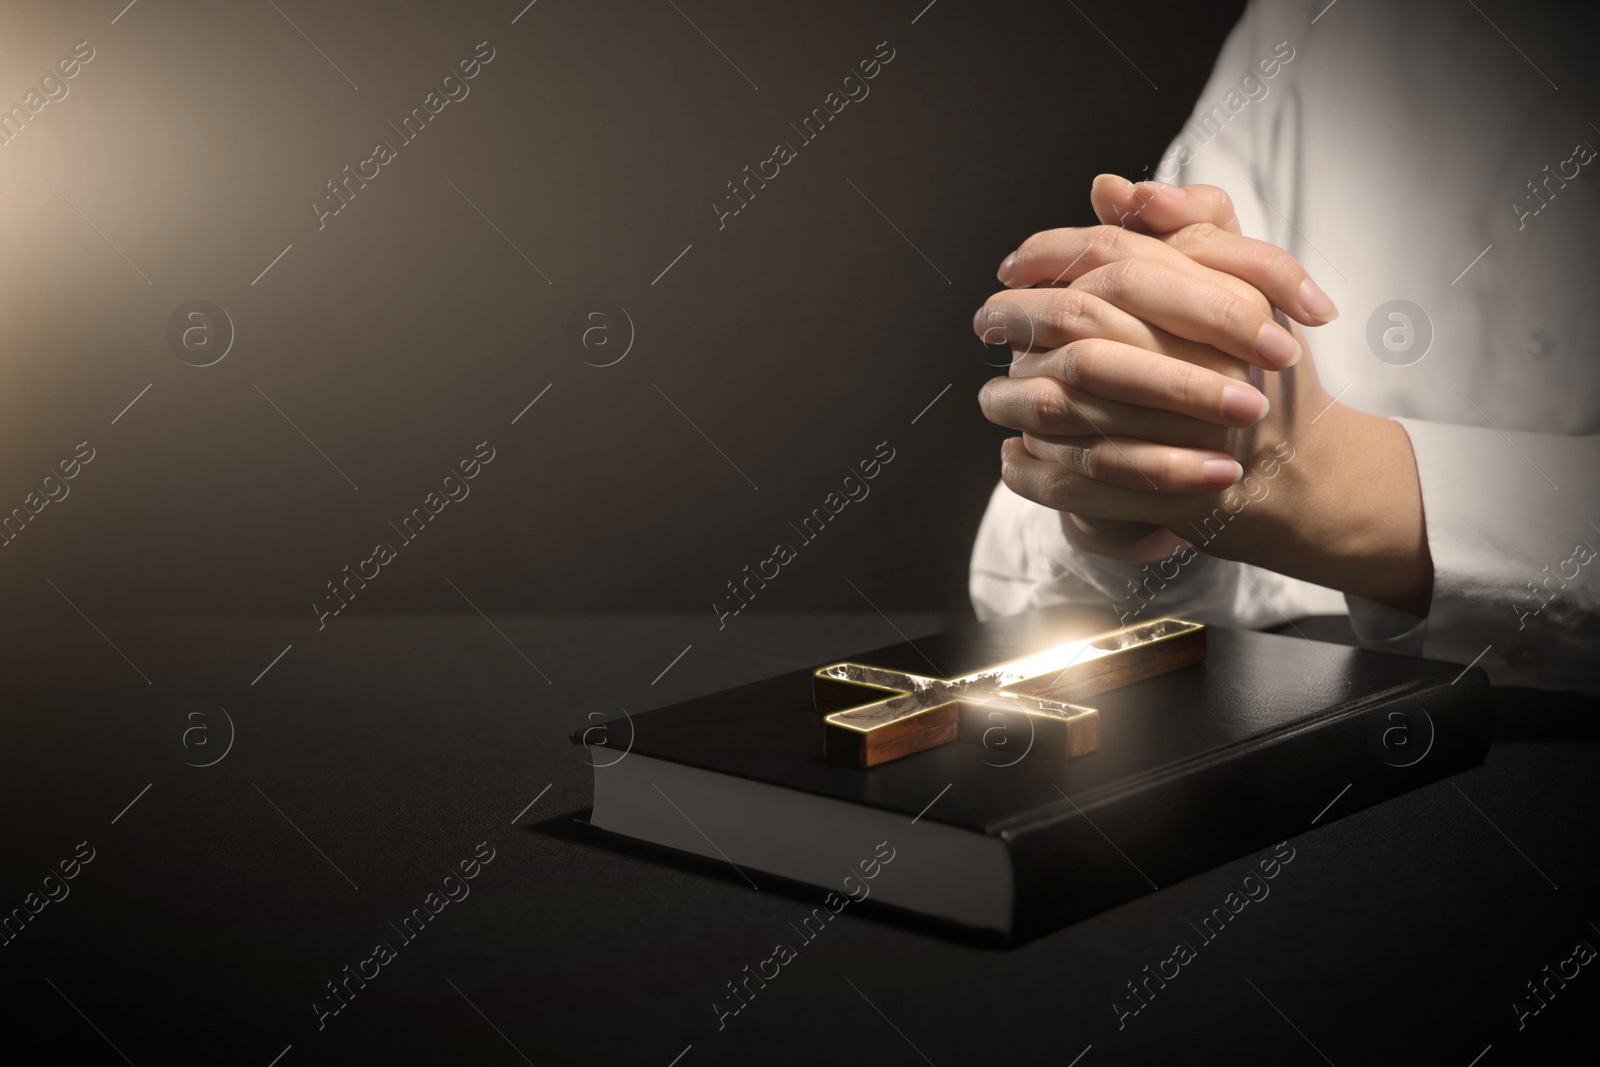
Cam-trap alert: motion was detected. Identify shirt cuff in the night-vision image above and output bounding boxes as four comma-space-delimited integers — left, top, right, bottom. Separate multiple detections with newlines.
1344, 592, 1428, 656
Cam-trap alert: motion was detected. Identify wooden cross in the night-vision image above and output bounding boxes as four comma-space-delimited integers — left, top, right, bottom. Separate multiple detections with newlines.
814, 618, 1206, 767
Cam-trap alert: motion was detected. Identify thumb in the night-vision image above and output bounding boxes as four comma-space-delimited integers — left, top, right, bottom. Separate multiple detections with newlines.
1091, 174, 1243, 236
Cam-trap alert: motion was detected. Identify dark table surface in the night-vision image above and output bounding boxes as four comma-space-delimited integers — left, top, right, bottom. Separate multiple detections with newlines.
2, 611, 1596, 1065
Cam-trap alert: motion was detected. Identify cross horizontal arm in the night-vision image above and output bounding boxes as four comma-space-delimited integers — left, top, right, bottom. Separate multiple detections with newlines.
813, 618, 1206, 768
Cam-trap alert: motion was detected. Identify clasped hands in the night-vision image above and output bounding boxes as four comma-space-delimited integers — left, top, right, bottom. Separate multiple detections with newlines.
975, 175, 1434, 617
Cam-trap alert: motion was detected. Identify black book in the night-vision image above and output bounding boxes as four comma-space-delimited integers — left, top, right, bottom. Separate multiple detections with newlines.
572, 608, 1492, 943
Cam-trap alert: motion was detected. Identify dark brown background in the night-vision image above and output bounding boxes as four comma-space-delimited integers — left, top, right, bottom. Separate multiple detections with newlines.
0, 0, 1244, 622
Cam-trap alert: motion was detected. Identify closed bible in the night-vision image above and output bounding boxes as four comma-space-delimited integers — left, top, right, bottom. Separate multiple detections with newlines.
572, 608, 1492, 943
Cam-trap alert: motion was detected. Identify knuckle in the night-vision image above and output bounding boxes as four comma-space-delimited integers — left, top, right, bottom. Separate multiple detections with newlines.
1176, 221, 1222, 252
1002, 450, 1069, 511
1191, 185, 1238, 224
1056, 339, 1094, 387
1026, 381, 1067, 428
1206, 269, 1269, 312
1203, 286, 1252, 339
1043, 288, 1090, 336
1229, 245, 1289, 306
1088, 224, 1130, 259
1229, 295, 1266, 341
1252, 290, 1273, 317
1099, 255, 1143, 293
1168, 360, 1208, 411
1043, 478, 1073, 511
1158, 448, 1184, 488
1258, 251, 1305, 307
999, 452, 1024, 492
1235, 280, 1273, 317
1261, 245, 1303, 283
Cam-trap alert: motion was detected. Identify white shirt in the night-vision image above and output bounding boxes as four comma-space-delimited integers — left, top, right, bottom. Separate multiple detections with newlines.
970, 0, 1600, 689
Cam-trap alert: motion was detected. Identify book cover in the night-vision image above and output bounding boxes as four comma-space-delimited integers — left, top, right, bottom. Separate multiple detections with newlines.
572, 609, 1493, 943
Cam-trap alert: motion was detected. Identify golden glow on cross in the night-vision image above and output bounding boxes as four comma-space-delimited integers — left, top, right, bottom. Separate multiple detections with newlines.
813, 618, 1207, 766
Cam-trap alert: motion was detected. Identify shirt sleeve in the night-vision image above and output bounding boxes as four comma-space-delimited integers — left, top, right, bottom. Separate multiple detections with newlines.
1389, 420, 1600, 690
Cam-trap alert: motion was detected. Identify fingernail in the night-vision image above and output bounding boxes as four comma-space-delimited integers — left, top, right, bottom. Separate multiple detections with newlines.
998, 253, 1017, 284
1297, 277, 1339, 322
1202, 458, 1243, 485
973, 306, 990, 336
1255, 322, 1301, 367
1221, 384, 1270, 425
1134, 180, 1171, 198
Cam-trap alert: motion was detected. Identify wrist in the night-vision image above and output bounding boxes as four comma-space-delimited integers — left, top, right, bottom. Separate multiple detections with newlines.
1294, 405, 1434, 616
